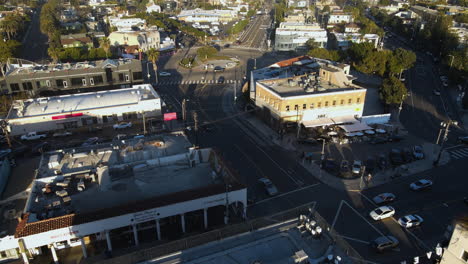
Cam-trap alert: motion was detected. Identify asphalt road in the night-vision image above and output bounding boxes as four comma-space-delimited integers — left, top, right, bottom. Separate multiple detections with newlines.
21, 6, 48, 62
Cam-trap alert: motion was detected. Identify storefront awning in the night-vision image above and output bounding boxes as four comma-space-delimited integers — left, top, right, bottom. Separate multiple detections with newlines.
302, 118, 335, 128
331, 115, 358, 124
339, 122, 373, 132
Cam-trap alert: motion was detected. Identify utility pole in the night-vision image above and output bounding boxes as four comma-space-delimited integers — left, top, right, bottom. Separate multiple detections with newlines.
182, 99, 187, 124
359, 165, 367, 190
193, 111, 199, 147
434, 120, 458, 166
142, 111, 146, 135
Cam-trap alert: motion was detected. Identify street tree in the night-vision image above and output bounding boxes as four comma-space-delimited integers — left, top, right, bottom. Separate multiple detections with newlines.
308, 48, 340, 61
0, 39, 20, 76
305, 38, 320, 50
379, 76, 407, 105
48, 47, 61, 64
322, 5, 330, 13
146, 48, 160, 73
387, 48, 416, 76
99, 37, 111, 58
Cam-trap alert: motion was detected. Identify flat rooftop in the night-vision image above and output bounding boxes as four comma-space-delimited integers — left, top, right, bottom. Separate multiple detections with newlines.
5, 58, 138, 77
8, 84, 158, 119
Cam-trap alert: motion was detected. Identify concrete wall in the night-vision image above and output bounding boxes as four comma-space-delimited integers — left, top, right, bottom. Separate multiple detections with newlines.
441, 223, 468, 264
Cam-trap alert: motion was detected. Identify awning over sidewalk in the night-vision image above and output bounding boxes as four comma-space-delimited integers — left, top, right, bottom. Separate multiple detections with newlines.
339, 122, 373, 132
302, 118, 335, 128
331, 115, 358, 124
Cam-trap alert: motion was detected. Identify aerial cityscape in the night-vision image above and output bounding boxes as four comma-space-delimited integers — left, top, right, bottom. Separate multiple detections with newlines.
0, 0, 467, 263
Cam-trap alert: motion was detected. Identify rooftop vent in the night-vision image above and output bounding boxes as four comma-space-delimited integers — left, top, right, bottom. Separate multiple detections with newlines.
288, 79, 297, 87
96, 94, 101, 98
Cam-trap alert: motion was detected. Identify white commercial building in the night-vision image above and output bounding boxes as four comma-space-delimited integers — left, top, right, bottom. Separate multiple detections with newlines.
331, 33, 380, 50
6, 84, 162, 136
0, 135, 247, 263
109, 29, 161, 51
177, 8, 238, 23
108, 17, 146, 31
275, 22, 328, 51
327, 11, 353, 25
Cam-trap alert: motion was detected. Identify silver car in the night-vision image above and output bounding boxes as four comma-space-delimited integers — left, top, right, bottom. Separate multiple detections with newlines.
258, 178, 278, 196
398, 214, 423, 228
372, 193, 396, 205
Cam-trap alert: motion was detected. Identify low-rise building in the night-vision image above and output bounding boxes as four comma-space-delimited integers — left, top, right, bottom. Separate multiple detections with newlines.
60, 33, 94, 49
177, 8, 238, 23
146, 0, 161, 13
0, 134, 246, 263
275, 22, 328, 51
108, 17, 146, 31
3, 58, 143, 95
5, 84, 161, 136
250, 56, 366, 129
344, 23, 360, 33
287, 0, 309, 8
109, 28, 160, 51
410, 5, 439, 21
327, 10, 353, 26
331, 33, 380, 50
440, 218, 468, 264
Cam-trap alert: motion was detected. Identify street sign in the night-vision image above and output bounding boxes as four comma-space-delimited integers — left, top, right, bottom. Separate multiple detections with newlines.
164, 112, 177, 121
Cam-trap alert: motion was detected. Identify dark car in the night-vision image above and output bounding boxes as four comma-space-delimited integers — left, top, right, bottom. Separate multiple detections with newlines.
224, 44, 231, 48
370, 137, 387, 145
218, 76, 225, 83
402, 147, 413, 163
389, 148, 404, 165
458, 136, 468, 144
370, 236, 399, 253
322, 159, 339, 173
214, 66, 225, 72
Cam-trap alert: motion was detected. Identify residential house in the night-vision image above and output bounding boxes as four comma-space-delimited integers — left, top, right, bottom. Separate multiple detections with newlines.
331, 33, 380, 50
60, 8, 78, 22
275, 22, 328, 51
287, 0, 309, 8
378, 0, 406, 13
108, 17, 146, 31
436, 4, 466, 15
344, 23, 360, 33
410, 6, 439, 21
327, 10, 353, 27
146, 0, 162, 13
450, 22, 468, 48
60, 33, 94, 49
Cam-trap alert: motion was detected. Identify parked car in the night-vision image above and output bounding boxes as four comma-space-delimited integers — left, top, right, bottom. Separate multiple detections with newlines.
214, 66, 225, 72
433, 89, 441, 96
218, 76, 225, 83
389, 149, 404, 165
369, 206, 395, 221
21, 132, 47, 141
458, 136, 468, 144
113, 122, 132, 130
410, 179, 433, 191
82, 137, 99, 147
322, 159, 339, 173
370, 137, 387, 145
372, 193, 396, 205
352, 160, 362, 174
258, 178, 278, 196
398, 214, 423, 228
402, 147, 413, 163
159, 71, 171, 77
412, 145, 424, 160
370, 236, 399, 253
53, 131, 73, 137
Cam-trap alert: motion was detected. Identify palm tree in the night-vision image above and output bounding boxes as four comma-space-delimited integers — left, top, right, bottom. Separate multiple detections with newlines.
146, 48, 159, 81
48, 47, 61, 64
99, 37, 111, 58
0, 16, 20, 40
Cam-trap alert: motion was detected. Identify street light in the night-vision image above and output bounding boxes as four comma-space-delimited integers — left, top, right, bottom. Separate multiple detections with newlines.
397, 92, 410, 121
146, 62, 151, 82
434, 119, 458, 166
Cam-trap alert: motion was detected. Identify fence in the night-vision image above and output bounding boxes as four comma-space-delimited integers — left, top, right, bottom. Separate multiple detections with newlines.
83, 202, 364, 264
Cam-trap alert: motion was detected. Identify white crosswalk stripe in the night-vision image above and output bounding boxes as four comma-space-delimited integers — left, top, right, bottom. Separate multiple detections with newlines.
449, 148, 468, 159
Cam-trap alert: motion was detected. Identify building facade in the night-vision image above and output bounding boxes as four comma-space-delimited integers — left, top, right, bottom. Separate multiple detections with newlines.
177, 8, 238, 23
441, 219, 468, 264
6, 84, 161, 136
3, 59, 143, 95
109, 29, 161, 51
331, 33, 380, 50
327, 11, 353, 25
275, 22, 328, 51
60, 33, 94, 49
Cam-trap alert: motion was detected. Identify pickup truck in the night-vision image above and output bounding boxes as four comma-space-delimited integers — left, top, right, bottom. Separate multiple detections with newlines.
21, 132, 47, 141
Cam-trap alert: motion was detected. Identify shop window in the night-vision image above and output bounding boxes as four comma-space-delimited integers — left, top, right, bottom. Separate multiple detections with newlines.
302, 104, 306, 110
71, 78, 82, 86
133, 71, 143, 80
22, 82, 33, 91
462, 250, 468, 261
119, 73, 125, 81
56, 79, 64, 88
340, 99, 344, 105
318, 102, 322, 108
357, 97, 361, 103
93, 75, 103, 84
122, 112, 137, 120
332, 100, 336, 106
294, 105, 298, 110
310, 103, 314, 109
348, 98, 352, 104
10, 83, 20, 91
286, 105, 290, 111
325, 101, 329, 107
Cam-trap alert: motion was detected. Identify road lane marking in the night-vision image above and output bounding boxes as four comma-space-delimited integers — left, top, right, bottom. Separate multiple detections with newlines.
339, 235, 370, 245
249, 183, 321, 207
331, 200, 385, 237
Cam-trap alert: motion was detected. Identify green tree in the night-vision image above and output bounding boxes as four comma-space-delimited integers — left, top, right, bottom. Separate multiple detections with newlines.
0, 14, 21, 40
379, 76, 407, 105
99, 37, 111, 58
387, 48, 416, 75
48, 47, 61, 63
247, 9, 255, 17
322, 5, 330, 13
197, 46, 217, 60
146, 48, 160, 73
305, 38, 320, 50
0, 39, 20, 76
240, 7, 247, 12
308, 48, 340, 61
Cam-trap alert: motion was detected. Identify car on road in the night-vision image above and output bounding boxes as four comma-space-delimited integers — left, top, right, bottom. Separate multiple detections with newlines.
21, 132, 47, 141
82, 137, 100, 147
218, 76, 225, 83
258, 178, 278, 196
53, 131, 73, 137
352, 160, 362, 174
410, 179, 433, 191
372, 193, 396, 205
412, 145, 424, 160
433, 89, 441, 96
458, 136, 468, 144
369, 206, 395, 220
113, 122, 132, 130
370, 236, 399, 253
214, 66, 225, 72
389, 148, 404, 165
442, 81, 448, 87
159, 71, 171, 77
398, 214, 423, 228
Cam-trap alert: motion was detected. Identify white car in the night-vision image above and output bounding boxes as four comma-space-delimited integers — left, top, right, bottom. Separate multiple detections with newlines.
442, 81, 448, 87
159, 72, 171, 77
410, 179, 433, 191
398, 214, 423, 228
113, 122, 132, 130
433, 89, 441, 96
369, 206, 395, 221
258, 178, 279, 196
21, 132, 47, 141
352, 160, 362, 174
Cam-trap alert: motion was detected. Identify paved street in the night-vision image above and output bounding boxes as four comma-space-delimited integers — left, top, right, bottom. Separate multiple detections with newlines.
20, 6, 48, 62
